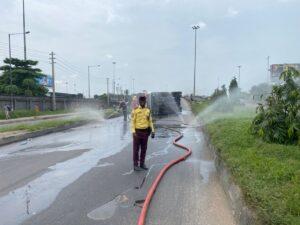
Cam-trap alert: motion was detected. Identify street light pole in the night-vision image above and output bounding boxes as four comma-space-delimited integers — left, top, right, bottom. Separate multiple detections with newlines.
22, 0, 27, 60
88, 66, 90, 98
112, 62, 116, 95
267, 56, 270, 83
237, 65, 241, 85
8, 34, 13, 108
192, 25, 200, 97
88, 65, 100, 98
8, 31, 30, 109
132, 78, 135, 95
106, 78, 110, 107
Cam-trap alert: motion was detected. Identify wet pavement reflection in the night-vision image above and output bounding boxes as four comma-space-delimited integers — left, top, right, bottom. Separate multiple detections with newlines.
0, 117, 131, 225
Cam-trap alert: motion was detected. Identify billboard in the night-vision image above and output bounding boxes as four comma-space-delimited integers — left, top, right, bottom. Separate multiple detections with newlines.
37, 75, 53, 87
270, 64, 300, 83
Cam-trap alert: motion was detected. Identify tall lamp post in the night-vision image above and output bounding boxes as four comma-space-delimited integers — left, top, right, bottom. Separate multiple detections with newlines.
112, 62, 116, 95
8, 31, 30, 108
22, 0, 28, 60
192, 25, 200, 97
88, 65, 100, 98
237, 65, 241, 85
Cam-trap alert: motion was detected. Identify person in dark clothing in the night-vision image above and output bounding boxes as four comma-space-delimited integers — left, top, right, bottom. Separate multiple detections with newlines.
119, 99, 128, 121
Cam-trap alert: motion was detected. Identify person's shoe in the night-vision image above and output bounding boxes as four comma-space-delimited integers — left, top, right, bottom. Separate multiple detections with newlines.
134, 166, 142, 171
140, 164, 149, 170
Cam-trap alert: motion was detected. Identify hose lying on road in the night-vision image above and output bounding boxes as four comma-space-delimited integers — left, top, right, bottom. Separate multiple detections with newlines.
137, 128, 192, 225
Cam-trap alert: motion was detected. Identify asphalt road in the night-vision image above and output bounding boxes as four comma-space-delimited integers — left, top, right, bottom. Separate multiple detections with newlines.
0, 100, 236, 225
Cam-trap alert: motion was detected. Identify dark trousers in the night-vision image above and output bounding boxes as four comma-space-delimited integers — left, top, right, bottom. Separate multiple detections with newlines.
123, 110, 127, 121
133, 129, 149, 166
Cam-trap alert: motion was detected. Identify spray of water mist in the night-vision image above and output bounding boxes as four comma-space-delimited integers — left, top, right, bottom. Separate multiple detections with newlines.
72, 106, 105, 121
194, 93, 256, 126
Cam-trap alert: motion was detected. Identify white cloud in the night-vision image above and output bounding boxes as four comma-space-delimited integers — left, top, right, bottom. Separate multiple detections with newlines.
106, 54, 113, 59
226, 7, 239, 18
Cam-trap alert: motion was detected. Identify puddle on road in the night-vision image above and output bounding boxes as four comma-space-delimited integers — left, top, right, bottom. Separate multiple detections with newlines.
94, 162, 114, 168
0, 118, 132, 225
122, 169, 134, 176
87, 195, 130, 221
181, 110, 192, 115
155, 128, 172, 138
185, 158, 215, 184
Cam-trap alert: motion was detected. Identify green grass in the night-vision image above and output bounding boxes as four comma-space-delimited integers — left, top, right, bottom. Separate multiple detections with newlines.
0, 118, 86, 133
206, 118, 300, 225
104, 108, 122, 119
191, 100, 210, 114
0, 109, 72, 120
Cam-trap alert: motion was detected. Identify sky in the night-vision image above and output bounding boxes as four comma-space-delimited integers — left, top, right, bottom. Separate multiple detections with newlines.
0, 0, 299, 97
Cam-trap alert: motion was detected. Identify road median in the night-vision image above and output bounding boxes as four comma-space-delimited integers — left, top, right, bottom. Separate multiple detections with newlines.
0, 118, 90, 146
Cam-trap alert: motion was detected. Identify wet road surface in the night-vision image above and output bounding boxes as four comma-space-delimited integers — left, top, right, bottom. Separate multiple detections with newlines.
0, 100, 236, 225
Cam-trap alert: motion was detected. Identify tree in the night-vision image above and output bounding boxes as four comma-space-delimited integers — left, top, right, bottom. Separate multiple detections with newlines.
251, 66, 300, 144
229, 77, 239, 95
0, 58, 48, 96
211, 84, 227, 101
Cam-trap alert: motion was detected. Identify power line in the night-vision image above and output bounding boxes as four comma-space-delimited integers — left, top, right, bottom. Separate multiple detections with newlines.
0, 45, 50, 60
55, 59, 82, 75
0, 41, 49, 55
55, 54, 83, 73
56, 62, 81, 75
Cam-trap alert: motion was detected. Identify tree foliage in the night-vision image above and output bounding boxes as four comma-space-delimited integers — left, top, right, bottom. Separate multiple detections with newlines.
251, 67, 300, 145
0, 58, 48, 96
210, 84, 232, 112
229, 76, 239, 95
211, 84, 227, 101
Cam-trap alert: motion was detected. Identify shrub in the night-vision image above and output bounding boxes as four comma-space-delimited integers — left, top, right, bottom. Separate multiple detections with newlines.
251, 67, 300, 144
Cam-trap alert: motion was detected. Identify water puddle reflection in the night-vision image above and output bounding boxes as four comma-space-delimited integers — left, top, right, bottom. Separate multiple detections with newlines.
87, 194, 130, 221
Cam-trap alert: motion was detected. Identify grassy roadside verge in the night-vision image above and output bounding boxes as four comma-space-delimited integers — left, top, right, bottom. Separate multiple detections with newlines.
191, 101, 300, 225
191, 100, 210, 114
104, 108, 122, 119
0, 109, 72, 120
0, 117, 88, 133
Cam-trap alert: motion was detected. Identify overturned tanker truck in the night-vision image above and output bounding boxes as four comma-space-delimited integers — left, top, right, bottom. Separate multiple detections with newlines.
147, 92, 182, 117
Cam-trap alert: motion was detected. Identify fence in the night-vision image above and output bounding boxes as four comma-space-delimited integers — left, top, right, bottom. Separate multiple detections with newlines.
0, 95, 108, 111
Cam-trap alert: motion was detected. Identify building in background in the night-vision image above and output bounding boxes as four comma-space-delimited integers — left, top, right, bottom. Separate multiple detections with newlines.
270, 63, 300, 84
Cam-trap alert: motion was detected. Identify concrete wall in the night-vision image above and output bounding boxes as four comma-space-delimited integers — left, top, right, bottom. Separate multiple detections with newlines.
0, 95, 108, 111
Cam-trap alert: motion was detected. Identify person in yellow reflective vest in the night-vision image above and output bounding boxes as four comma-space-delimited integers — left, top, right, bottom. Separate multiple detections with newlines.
131, 96, 155, 171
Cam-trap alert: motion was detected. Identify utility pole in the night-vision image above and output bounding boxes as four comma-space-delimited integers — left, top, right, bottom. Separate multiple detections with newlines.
237, 65, 241, 85
112, 62, 116, 94
50, 52, 56, 110
22, 0, 27, 60
192, 25, 200, 97
106, 77, 110, 106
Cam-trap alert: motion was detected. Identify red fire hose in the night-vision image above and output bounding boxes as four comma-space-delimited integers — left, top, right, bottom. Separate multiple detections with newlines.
137, 128, 192, 225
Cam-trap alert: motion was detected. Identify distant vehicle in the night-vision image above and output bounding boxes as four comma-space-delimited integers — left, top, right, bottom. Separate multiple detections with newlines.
48, 92, 83, 99
147, 92, 182, 117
